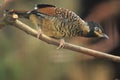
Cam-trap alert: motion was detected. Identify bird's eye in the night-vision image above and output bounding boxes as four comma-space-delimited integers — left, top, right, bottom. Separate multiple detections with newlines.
94, 27, 99, 31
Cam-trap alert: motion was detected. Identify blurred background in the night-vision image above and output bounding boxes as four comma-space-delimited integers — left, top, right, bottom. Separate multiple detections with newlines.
0, 0, 120, 80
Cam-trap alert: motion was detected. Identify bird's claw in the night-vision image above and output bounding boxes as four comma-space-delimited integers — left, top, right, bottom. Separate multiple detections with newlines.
57, 39, 65, 49
37, 29, 43, 38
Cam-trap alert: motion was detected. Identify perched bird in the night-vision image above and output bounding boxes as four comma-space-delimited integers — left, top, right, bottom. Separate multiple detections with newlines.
6, 4, 109, 48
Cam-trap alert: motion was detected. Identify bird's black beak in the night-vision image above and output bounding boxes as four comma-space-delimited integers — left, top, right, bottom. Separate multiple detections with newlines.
102, 34, 109, 39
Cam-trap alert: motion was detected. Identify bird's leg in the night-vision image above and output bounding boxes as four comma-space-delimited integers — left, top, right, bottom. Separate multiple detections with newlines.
37, 24, 43, 38
57, 39, 65, 49
29, 14, 43, 38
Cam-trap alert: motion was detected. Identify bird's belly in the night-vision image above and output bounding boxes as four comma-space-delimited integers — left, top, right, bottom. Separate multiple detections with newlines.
41, 17, 80, 39
42, 28, 64, 38
41, 19, 64, 38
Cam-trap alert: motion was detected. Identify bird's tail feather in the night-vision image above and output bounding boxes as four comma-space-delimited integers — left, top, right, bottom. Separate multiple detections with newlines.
5, 9, 30, 19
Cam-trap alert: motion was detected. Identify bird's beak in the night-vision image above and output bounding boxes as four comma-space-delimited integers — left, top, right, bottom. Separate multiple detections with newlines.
94, 31, 109, 39
102, 34, 109, 39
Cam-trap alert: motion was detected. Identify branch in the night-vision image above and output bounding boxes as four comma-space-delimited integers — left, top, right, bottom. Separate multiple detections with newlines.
0, 0, 14, 28
2, 14, 120, 62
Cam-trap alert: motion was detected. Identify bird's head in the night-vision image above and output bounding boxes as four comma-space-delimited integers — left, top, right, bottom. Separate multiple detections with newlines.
85, 21, 109, 39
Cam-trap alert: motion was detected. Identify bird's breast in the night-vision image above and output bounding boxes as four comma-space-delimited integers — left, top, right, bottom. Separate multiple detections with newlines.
41, 17, 65, 38
41, 17, 82, 39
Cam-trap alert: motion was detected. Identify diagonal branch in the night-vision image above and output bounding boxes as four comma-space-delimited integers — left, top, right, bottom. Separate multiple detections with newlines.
2, 14, 120, 62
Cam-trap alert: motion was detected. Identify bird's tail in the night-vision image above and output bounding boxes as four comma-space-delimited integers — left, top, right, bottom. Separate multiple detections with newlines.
5, 9, 30, 19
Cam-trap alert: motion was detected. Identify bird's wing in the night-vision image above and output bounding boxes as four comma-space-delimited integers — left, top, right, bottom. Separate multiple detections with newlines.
34, 4, 56, 17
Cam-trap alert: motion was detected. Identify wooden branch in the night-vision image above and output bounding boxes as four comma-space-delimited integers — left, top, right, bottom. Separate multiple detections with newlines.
0, 0, 14, 29
2, 14, 120, 62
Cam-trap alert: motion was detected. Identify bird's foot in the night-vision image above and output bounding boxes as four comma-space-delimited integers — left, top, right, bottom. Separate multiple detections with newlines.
37, 29, 43, 38
57, 39, 65, 49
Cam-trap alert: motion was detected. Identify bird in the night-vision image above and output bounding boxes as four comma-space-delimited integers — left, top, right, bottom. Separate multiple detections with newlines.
6, 4, 109, 48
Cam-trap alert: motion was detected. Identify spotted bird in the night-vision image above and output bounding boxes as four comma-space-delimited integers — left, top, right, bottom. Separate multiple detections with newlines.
6, 4, 109, 48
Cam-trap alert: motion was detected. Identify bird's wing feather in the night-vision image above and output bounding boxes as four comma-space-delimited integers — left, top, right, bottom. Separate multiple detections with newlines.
35, 4, 56, 9
34, 4, 56, 16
